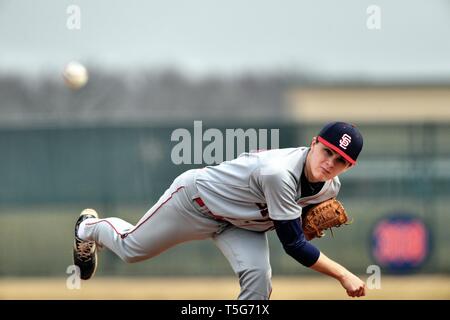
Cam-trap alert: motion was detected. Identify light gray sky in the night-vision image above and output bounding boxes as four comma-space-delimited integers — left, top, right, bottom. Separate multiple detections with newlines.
1, 0, 449, 79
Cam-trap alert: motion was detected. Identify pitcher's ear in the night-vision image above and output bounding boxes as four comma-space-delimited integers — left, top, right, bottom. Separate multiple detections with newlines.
342, 162, 355, 173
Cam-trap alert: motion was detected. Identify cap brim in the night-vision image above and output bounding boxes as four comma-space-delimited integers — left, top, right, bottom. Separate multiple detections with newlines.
317, 136, 356, 165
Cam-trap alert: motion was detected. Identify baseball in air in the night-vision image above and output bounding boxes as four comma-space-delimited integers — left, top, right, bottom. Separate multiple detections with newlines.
63, 61, 89, 89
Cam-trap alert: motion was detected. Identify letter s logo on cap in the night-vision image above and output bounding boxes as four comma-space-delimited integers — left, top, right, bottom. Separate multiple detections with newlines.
339, 134, 352, 149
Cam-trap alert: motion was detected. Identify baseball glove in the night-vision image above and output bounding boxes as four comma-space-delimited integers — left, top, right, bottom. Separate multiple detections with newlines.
302, 198, 350, 240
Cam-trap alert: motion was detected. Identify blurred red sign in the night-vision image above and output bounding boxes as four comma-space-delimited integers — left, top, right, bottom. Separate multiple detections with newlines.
372, 215, 430, 272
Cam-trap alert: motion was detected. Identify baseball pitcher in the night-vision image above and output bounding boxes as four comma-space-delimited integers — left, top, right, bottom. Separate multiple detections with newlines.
73, 121, 365, 299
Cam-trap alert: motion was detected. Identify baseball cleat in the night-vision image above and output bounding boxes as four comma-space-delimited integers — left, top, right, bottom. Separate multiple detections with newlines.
73, 208, 99, 280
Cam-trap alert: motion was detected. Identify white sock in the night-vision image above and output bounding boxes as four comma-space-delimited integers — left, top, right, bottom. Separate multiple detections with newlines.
77, 218, 97, 240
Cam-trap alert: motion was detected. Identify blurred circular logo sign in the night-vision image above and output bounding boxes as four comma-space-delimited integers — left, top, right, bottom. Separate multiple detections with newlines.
371, 214, 430, 273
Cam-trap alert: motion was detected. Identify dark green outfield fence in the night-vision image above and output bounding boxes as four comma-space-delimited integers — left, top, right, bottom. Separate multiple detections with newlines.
1, 122, 449, 276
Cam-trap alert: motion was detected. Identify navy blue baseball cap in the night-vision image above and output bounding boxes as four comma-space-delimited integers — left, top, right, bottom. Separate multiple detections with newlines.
317, 122, 363, 165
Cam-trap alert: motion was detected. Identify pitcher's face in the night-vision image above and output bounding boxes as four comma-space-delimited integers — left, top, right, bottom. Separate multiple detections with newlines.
306, 138, 352, 182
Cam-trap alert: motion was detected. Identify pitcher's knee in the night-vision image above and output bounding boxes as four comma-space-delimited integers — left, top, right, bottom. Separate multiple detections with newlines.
238, 266, 272, 298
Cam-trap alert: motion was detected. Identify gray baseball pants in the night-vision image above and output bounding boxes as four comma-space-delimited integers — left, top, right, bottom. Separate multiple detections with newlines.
78, 169, 272, 300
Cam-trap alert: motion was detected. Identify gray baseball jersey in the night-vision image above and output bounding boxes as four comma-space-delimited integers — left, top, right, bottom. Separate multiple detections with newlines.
195, 147, 341, 232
